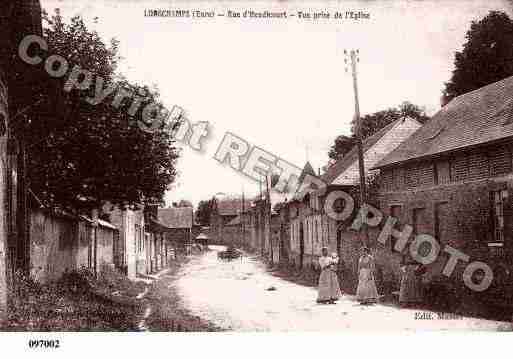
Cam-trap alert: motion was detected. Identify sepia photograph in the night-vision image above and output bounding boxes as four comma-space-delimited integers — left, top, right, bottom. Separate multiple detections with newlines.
1, 0, 513, 355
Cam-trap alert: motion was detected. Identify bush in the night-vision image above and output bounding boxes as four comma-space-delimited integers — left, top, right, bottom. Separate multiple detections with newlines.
57, 267, 95, 296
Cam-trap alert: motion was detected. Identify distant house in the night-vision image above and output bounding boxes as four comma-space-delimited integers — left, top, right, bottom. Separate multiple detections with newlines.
210, 197, 252, 245
286, 118, 422, 289
159, 206, 194, 254
211, 197, 250, 225
373, 75, 513, 304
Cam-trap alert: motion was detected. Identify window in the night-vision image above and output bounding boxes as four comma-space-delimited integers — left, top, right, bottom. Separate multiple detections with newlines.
392, 168, 403, 190
491, 189, 508, 242
435, 161, 450, 185
450, 154, 469, 182
490, 148, 512, 176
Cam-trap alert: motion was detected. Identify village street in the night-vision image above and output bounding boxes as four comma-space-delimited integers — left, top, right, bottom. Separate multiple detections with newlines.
169, 246, 511, 331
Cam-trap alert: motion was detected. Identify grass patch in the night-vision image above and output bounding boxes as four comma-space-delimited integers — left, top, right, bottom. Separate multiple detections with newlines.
2, 267, 147, 331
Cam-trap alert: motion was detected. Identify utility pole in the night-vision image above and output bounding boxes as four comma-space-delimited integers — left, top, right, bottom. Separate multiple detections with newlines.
345, 49, 368, 245
265, 174, 272, 263
241, 189, 245, 250
259, 180, 264, 257
0, 70, 8, 319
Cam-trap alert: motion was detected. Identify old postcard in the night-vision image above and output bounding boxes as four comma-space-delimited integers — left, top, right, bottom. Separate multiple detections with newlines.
1, 0, 513, 352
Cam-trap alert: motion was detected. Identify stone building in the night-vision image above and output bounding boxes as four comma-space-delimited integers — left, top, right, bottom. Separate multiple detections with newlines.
373, 75, 513, 307
210, 196, 251, 245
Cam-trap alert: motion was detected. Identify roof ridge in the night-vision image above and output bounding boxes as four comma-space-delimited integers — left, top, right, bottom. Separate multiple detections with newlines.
321, 118, 406, 183
374, 75, 513, 169
448, 75, 513, 106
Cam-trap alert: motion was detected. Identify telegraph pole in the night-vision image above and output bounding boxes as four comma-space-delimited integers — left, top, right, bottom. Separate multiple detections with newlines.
345, 49, 368, 244
265, 174, 272, 263
241, 189, 245, 250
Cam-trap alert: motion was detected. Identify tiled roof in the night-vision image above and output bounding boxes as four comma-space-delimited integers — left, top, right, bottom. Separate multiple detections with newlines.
158, 207, 193, 229
322, 117, 422, 185
215, 198, 252, 216
374, 75, 513, 169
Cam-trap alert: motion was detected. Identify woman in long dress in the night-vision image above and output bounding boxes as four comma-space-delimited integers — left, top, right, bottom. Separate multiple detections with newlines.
356, 247, 379, 304
317, 247, 342, 304
399, 258, 425, 307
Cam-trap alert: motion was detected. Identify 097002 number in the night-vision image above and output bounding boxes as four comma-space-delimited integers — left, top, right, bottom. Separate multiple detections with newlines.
28, 339, 60, 349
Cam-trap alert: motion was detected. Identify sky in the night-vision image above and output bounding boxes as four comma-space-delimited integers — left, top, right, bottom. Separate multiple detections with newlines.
41, 0, 513, 207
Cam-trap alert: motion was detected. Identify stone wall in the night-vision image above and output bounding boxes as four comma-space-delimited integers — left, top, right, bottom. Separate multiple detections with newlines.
30, 208, 117, 283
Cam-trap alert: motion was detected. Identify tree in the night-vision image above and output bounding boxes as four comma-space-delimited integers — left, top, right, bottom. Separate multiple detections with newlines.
195, 199, 212, 226
328, 135, 355, 161
328, 102, 429, 160
443, 11, 513, 103
24, 10, 179, 211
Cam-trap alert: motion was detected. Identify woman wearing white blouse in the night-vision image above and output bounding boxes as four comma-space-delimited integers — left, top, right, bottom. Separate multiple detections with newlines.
317, 247, 342, 304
